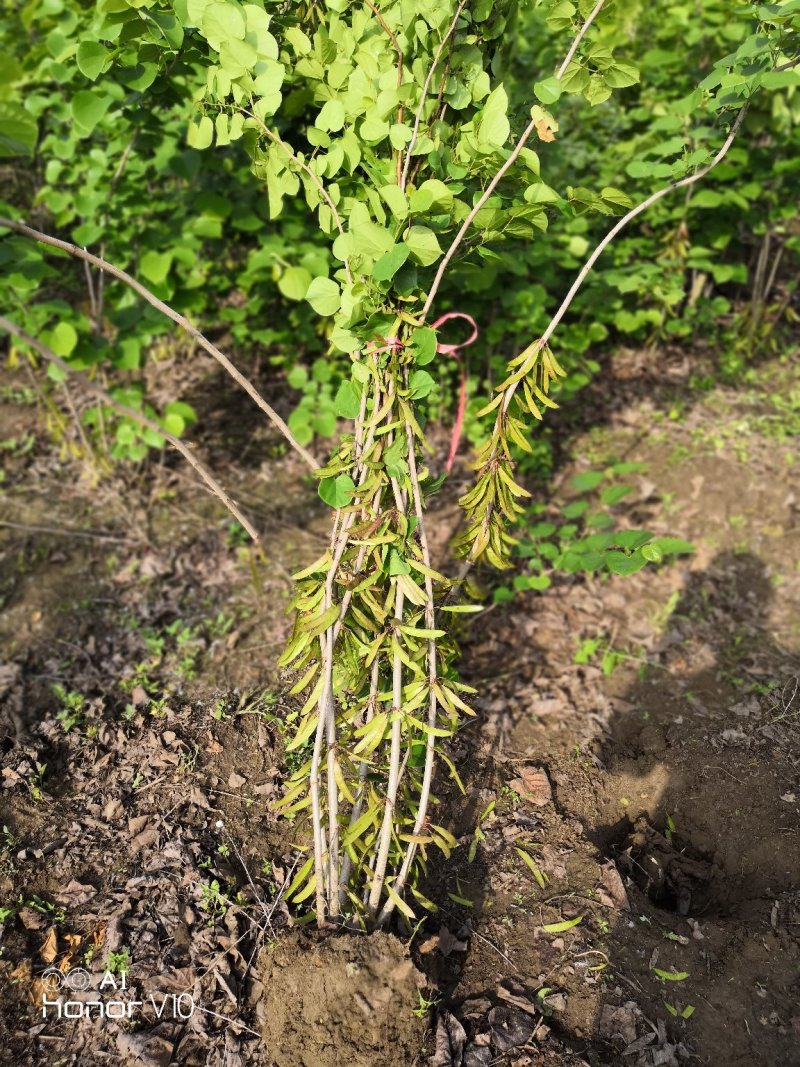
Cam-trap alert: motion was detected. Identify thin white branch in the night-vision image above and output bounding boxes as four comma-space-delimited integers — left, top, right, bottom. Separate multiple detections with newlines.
556, 0, 605, 78
0, 218, 319, 471
376, 418, 438, 925
453, 102, 752, 596
368, 581, 405, 914
0, 316, 262, 545
400, 0, 467, 191
309, 695, 329, 922
421, 0, 607, 320
338, 656, 380, 904
539, 104, 749, 350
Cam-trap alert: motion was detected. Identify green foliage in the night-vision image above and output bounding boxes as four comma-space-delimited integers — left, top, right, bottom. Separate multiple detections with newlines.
485, 0, 800, 375
104, 948, 131, 975
491, 464, 694, 604
0, 0, 330, 458
2, 0, 798, 466
51, 683, 86, 733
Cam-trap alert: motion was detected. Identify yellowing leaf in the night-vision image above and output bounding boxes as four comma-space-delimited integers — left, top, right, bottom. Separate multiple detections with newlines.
541, 916, 582, 933
40, 927, 58, 964
534, 119, 556, 143
385, 882, 415, 919
515, 847, 547, 888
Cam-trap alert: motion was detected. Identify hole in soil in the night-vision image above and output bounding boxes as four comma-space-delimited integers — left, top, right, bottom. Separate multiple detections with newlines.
606, 814, 727, 917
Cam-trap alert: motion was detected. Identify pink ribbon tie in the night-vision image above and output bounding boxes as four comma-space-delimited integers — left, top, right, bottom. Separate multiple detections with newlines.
363, 313, 478, 473
431, 312, 478, 472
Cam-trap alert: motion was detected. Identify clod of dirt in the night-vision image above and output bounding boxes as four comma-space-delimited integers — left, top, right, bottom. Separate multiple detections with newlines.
259, 931, 426, 1067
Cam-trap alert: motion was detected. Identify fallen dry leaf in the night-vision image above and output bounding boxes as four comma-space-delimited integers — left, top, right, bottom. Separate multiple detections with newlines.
60, 931, 84, 970
431, 1011, 467, 1067
599, 862, 630, 911
131, 826, 159, 853
57, 879, 97, 908
40, 926, 58, 964
18, 905, 46, 930
509, 766, 552, 806
11, 959, 32, 985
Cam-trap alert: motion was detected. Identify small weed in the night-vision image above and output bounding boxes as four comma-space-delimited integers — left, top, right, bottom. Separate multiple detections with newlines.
104, 948, 130, 975
665, 1002, 695, 1019
574, 634, 628, 676
0, 434, 35, 456
412, 991, 440, 1018
207, 611, 236, 639
179, 745, 199, 774
198, 879, 229, 923
283, 737, 311, 778
1, 825, 18, 851
211, 698, 228, 722
652, 589, 681, 632
0, 384, 36, 405
467, 800, 495, 863
22, 894, 66, 923
29, 762, 47, 801
51, 683, 85, 733
226, 521, 250, 549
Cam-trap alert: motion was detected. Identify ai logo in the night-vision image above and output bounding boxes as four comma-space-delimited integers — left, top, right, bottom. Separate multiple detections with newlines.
39, 967, 195, 1021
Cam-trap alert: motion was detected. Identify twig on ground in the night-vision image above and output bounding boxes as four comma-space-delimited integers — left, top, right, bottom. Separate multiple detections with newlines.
0, 519, 134, 544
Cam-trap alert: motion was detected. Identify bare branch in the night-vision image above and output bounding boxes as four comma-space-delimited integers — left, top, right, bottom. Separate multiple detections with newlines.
451, 103, 751, 597
421, 0, 607, 319
0, 316, 262, 545
535, 104, 749, 354
376, 414, 438, 925
0, 218, 319, 471
368, 581, 406, 914
772, 54, 800, 72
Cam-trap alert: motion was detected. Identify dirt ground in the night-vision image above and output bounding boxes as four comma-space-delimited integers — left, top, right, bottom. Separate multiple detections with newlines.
0, 343, 798, 1067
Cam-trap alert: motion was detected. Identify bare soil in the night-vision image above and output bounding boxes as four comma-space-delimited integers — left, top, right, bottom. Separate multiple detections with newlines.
0, 345, 798, 1067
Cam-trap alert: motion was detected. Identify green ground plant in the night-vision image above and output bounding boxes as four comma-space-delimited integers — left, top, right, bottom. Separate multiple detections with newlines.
0, 0, 798, 931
